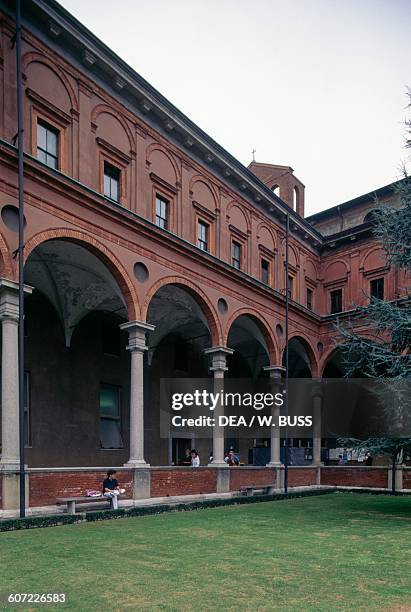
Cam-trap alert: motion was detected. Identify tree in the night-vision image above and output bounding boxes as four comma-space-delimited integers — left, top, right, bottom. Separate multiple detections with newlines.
335, 91, 411, 492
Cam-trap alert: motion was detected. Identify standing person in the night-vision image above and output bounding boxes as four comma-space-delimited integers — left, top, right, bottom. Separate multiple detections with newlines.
180, 448, 192, 466
191, 449, 200, 467
342, 448, 349, 465
102, 470, 122, 509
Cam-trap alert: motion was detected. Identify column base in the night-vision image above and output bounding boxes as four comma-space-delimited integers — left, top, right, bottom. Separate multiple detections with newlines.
1, 471, 29, 510
124, 460, 150, 468
132, 467, 151, 499
208, 460, 228, 468
0, 461, 21, 471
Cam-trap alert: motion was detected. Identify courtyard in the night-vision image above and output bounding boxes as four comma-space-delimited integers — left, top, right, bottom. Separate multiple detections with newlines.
0, 493, 410, 610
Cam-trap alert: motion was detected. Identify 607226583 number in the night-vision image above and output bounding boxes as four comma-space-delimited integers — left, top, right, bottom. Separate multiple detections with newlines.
6, 593, 66, 604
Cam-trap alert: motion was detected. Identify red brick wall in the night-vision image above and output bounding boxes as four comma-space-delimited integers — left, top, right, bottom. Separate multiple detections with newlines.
29, 471, 133, 506
151, 469, 217, 497
321, 467, 387, 488
403, 469, 411, 490
229, 468, 276, 491
288, 468, 317, 487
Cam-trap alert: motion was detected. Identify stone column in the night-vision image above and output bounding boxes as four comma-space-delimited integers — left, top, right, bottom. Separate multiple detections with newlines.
312, 381, 323, 467
0, 280, 33, 510
204, 346, 233, 467
264, 365, 285, 467
0, 280, 20, 469
120, 320, 155, 468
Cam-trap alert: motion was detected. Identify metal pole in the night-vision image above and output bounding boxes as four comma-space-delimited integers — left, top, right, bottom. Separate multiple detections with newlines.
284, 213, 289, 494
15, 0, 26, 518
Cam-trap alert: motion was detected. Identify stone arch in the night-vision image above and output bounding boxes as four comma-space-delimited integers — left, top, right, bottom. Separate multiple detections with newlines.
363, 209, 380, 224
189, 175, 219, 208
256, 222, 276, 251
320, 345, 343, 377
280, 239, 299, 269
142, 275, 222, 346
226, 200, 251, 234
224, 307, 278, 364
22, 51, 78, 112
304, 257, 318, 282
146, 143, 181, 183
284, 333, 319, 377
23, 228, 139, 320
0, 231, 14, 280
324, 259, 349, 279
360, 246, 387, 272
91, 104, 135, 154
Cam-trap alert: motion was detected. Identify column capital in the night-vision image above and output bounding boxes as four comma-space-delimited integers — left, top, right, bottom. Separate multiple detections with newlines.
204, 346, 234, 372
120, 320, 155, 352
0, 279, 33, 322
264, 365, 286, 380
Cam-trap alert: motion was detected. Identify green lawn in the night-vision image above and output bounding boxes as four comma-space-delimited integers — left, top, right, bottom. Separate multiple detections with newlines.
0, 493, 410, 611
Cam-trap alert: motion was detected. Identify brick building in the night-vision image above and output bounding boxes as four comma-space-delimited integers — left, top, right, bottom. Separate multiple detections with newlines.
0, 0, 409, 511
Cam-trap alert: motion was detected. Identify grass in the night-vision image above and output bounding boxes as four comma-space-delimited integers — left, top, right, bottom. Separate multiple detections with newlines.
0, 493, 410, 611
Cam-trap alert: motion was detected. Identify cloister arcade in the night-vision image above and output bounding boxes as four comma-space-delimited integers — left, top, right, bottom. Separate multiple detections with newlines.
0, 233, 336, 472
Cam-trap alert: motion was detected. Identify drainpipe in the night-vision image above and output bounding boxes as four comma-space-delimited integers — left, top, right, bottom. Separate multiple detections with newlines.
15, 0, 26, 518
284, 213, 290, 494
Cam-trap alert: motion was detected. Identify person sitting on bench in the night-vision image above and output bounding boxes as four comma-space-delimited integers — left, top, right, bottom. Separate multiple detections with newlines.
102, 470, 121, 509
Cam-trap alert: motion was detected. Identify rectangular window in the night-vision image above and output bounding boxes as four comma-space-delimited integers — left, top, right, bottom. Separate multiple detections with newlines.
261, 259, 270, 284
155, 194, 169, 229
99, 384, 123, 449
37, 120, 59, 169
307, 288, 313, 311
197, 220, 209, 251
330, 289, 343, 314
24, 371, 31, 447
232, 241, 242, 269
103, 162, 120, 202
370, 277, 384, 300
287, 275, 293, 299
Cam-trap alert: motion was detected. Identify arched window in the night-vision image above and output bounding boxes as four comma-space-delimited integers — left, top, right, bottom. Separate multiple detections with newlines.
363, 209, 380, 224
293, 186, 299, 211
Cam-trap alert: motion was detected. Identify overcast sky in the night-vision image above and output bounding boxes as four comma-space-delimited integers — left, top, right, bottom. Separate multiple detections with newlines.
61, 0, 411, 216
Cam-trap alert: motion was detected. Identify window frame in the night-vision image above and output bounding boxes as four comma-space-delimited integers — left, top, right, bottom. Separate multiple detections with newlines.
103, 161, 121, 202
192, 202, 216, 254
306, 287, 313, 311
232, 240, 242, 270
330, 288, 343, 314
197, 219, 209, 251
370, 277, 384, 300
155, 193, 169, 230
260, 257, 270, 285
99, 383, 123, 450
287, 274, 294, 300
36, 119, 59, 169
30, 96, 70, 174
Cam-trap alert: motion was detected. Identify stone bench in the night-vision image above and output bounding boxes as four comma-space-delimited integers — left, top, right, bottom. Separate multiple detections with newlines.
56, 495, 124, 515
239, 484, 276, 497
